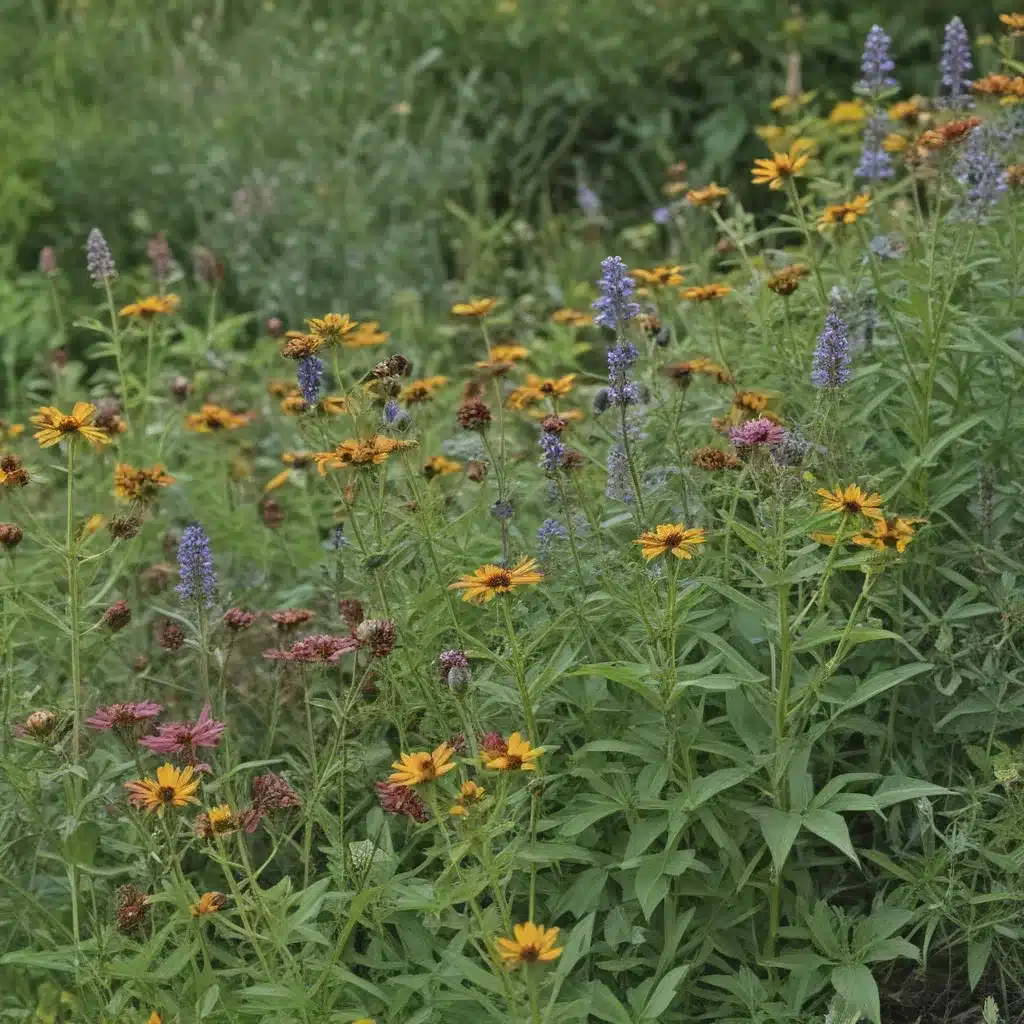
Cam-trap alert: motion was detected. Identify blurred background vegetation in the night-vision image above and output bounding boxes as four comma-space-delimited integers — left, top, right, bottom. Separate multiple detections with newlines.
0, 0, 1007, 319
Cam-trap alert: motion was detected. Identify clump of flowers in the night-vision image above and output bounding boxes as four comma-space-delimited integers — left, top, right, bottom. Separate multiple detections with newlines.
263, 634, 359, 663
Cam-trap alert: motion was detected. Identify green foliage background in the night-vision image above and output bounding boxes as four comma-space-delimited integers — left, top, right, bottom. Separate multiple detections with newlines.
0, 0, 1007, 315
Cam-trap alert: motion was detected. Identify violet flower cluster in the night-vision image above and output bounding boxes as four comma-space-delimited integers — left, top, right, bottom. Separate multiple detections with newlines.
297, 355, 324, 407
811, 307, 852, 390
857, 25, 897, 94
939, 17, 973, 110
592, 256, 640, 331
855, 111, 894, 181
954, 125, 1008, 219
176, 523, 216, 608
86, 228, 117, 285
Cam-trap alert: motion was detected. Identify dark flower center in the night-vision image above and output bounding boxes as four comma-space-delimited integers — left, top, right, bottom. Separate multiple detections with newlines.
663, 532, 683, 548
540, 382, 555, 393
159, 786, 177, 803
843, 500, 862, 513
58, 416, 80, 433
519, 945, 539, 961
487, 571, 513, 589
505, 754, 523, 769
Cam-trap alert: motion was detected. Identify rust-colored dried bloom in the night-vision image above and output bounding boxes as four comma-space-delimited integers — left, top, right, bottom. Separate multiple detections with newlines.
971, 73, 1024, 97
540, 415, 567, 435
223, 608, 257, 632
108, 514, 142, 540
766, 264, 810, 295
375, 781, 430, 822
260, 497, 285, 529
102, 600, 131, 632
919, 116, 983, 150
114, 463, 175, 503
0, 523, 23, 549
0, 454, 29, 488
280, 333, 320, 359
158, 622, 185, 651
466, 459, 488, 482
1005, 164, 1024, 188
116, 885, 150, 936
458, 398, 492, 431
682, 284, 732, 303
266, 316, 284, 338
372, 355, 413, 379
354, 618, 397, 657
692, 447, 742, 471
252, 772, 302, 813
338, 598, 365, 629
184, 404, 249, 432
271, 608, 314, 632
263, 634, 359, 663
562, 448, 585, 471
14, 709, 58, 741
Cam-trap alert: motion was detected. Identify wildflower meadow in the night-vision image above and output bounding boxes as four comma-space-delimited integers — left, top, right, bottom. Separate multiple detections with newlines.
4, 10, 1024, 1024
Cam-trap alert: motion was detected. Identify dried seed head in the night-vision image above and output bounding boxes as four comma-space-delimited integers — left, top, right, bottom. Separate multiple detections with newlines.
102, 599, 132, 633
266, 316, 284, 338
260, 497, 284, 529
17, 709, 58, 740
465, 459, 488, 482
372, 355, 413, 379
223, 608, 257, 632
108, 514, 142, 540
354, 618, 397, 658
169, 375, 191, 401
457, 399, 492, 431
0, 523, 23, 549
540, 415, 567, 435
338, 599, 365, 629
158, 622, 185, 651
115, 885, 150, 936
562, 448, 585, 471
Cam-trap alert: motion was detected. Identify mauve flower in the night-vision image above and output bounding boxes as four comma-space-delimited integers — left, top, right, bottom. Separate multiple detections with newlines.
263, 634, 359, 663
251, 771, 302, 811
375, 780, 430, 822
438, 649, 471, 687
138, 701, 225, 759
728, 417, 788, 447
87, 701, 163, 733
223, 608, 257, 632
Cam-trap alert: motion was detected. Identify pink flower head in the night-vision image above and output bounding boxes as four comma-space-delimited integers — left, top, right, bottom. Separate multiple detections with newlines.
138, 701, 225, 762
728, 416, 787, 448
262, 634, 359, 663
375, 780, 430, 823
86, 701, 163, 733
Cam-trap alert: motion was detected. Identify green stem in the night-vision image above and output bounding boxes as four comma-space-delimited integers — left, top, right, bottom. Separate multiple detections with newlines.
500, 598, 540, 747
103, 281, 130, 429
784, 178, 827, 306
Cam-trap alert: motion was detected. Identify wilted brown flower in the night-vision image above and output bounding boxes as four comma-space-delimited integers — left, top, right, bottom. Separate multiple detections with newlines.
260, 497, 284, 529
375, 781, 430, 822
192, 246, 224, 286
266, 316, 284, 338
338, 599, 365, 629
919, 116, 983, 150
169, 375, 191, 402
562, 448, 585, 471
158, 622, 185, 651
14, 709, 58, 741
116, 885, 151, 936
194, 804, 238, 840
1005, 164, 1024, 188
223, 608, 257, 632
147, 232, 172, 282
354, 618, 397, 657
0, 455, 29, 488
372, 355, 413, 379
102, 600, 131, 632
466, 459, 487, 482
0, 523, 23, 549
692, 447, 742, 471
271, 608, 314, 632
766, 264, 810, 295
458, 399, 492, 431
540, 415, 567, 435
108, 514, 142, 540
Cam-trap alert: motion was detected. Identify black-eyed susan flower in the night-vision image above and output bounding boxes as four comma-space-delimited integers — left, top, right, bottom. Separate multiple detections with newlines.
682, 284, 732, 303
631, 265, 685, 288
766, 264, 810, 295
119, 294, 180, 319
306, 313, 358, 347
817, 193, 871, 230
550, 308, 592, 327
194, 803, 237, 839
1000, 12, 1024, 32
484, 732, 543, 772
489, 343, 529, 362
496, 922, 564, 966
31, 403, 111, 448
507, 374, 577, 409
852, 516, 917, 552
388, 742, 457, 787
183, 405, 249, 432
190, 892, 227, 917
424, 455, 462, 479
751, 139, 813, 189
114, 463, 175, 502
401, 376, 448, 403
817, 484, 884, 520
343, 320, 389, 348
888, 97, 925, 123
635, 524, 707, 561
686, 183, 729, 206
828, 100, 867, 125
452, 298, 498, 317
124, 762, 201, 815
449, 780, 486, 816
313, 436, 417, 475
448, 557, 543, 604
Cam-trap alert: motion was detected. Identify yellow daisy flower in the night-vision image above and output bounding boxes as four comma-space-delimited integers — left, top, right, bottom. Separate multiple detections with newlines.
635, 524, 707, 561
496, 922, 564, 966
190, 892, 227, 917
124, 763, 201, 816
817, 193, 871, 230
388, 742, 457, 786
119, 294, 180, 318
452, 298, 498, 317
448, 557, 543, 604
31, 403, 111, 448
686, 183, 729, 206
449, 780, 486, 816
751, 139, 813, 190
817, 484, 884, 520
484, 732, 543, 772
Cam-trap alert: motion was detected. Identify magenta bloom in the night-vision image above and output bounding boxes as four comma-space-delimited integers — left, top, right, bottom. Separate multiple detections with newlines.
86, 702, 163, 732
728, 417, 787, 448
138, 701, 225, 758
263, 634, 359, 663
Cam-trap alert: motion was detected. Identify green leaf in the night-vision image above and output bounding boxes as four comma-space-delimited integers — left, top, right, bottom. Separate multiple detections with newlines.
546, 913, 595, 1011
833, 663, 933, 714
747, 808, 802, 872
873, 776, 951, 809
967, 932, 993, 990
568, 663, 662, 708
587, 981, 634, 1024
831, 964, 881, 1024
196, 984, 220, 1018
634, 858, 671, 920
642, 964, 690, 1019
802, 810, 859, 865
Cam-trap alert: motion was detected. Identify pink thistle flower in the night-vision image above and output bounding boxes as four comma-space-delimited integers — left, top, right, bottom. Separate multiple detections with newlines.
86, 702, 163, 733
375, 780, 430, 823
262, 634, 359, 663
728, 416, 787, 448
138, 701, 225, 762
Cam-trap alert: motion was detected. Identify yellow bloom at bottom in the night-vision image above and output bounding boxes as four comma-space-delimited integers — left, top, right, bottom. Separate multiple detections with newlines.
852, 517, 917, 553
389, 742, 457, 786
450, 780, 486, 816
635, 524, 707, 561
190, 891, 227, 917
146, 1014, 162, 1024
496, 922, 564, 966
484, 732, 543, 772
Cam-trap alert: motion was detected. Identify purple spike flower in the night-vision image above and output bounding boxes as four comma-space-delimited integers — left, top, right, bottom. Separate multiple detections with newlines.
855, 111, 894, 181
538, 518, 569, 550
86, 228, 117, 285
593, 256, 641, 331
605, 444, 635, 503
539, 431, 566, 472
954, 125, 1007, 218
577, 184, 601, 218
607, 340, 641, 406
857, 25, 897, 94
176, 524, 217, 608
811, 307, 852, 390
940, 17, 973, 110
652, 206, 672, 225
296, 355, 323, 407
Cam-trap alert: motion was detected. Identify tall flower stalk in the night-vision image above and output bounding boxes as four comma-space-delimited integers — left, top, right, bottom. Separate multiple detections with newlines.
87, 229, 130, 429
